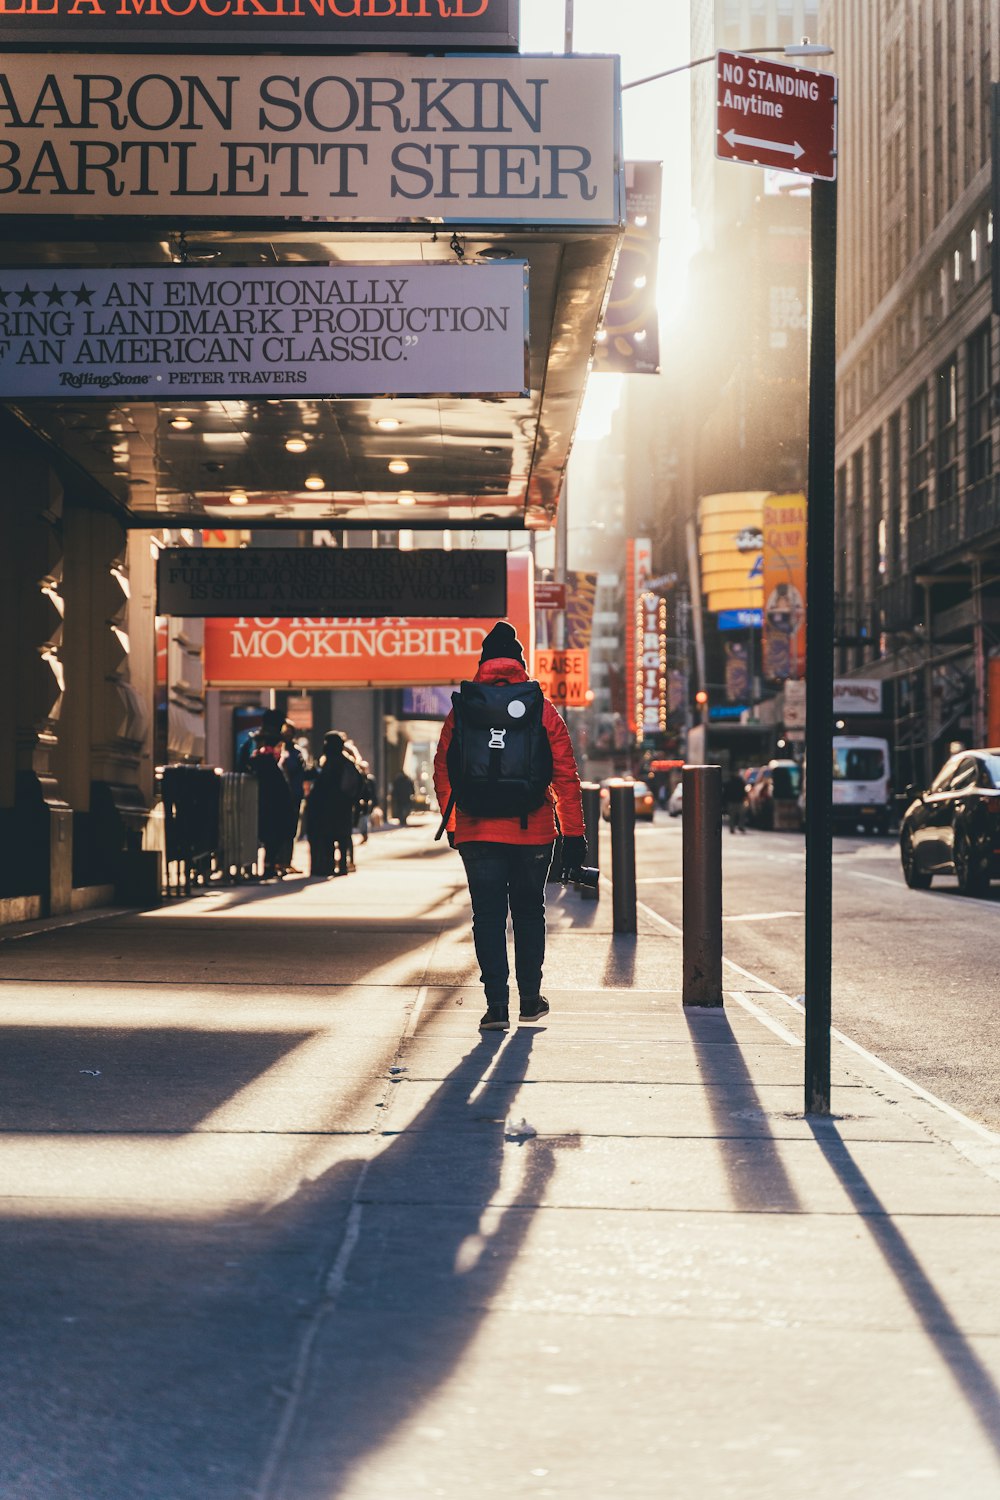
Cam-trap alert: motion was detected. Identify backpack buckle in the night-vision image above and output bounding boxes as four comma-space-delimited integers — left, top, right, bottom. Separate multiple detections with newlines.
488, 728, 507, 750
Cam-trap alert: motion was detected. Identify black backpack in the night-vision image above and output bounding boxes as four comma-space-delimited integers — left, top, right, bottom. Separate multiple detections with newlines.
436, 679, 553, 836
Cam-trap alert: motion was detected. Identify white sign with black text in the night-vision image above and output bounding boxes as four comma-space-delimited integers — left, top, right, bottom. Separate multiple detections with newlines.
0, 263, 529, 400
0, 53, 620, 223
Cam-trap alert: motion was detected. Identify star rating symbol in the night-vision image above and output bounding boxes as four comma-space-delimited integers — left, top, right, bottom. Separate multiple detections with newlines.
0, 287, 11, 307
17, 284, 38, 306
72, 283, 94, 306
45, 284, 67, 306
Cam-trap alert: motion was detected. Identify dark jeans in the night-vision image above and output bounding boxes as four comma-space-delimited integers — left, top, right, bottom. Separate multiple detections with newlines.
458, 842, 553, 1010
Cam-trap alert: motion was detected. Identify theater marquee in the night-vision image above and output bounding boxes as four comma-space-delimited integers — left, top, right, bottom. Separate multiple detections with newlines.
0, 53, 620, 224
0, 263, 529, 400
201, 552, 534, 688
0, 0, 519, 53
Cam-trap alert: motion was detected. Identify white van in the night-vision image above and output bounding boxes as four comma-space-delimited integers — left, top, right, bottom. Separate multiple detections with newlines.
831, 735, 892, 834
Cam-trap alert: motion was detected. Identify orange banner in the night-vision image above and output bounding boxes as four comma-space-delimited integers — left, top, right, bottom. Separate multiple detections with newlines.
762, 493, 807, 681
534, 649, 590, 709
203, 551, 533, 689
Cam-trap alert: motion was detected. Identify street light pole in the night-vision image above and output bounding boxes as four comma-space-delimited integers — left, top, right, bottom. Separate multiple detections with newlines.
804, 177, 838, 1114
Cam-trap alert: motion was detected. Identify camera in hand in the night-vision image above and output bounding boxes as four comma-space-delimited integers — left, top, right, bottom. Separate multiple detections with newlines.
563, 864, 600, 891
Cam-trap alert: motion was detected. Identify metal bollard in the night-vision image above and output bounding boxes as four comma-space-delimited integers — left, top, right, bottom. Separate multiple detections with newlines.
581, 781, 601, 898
609, 780, 637, 933
682, 764, 723, 1007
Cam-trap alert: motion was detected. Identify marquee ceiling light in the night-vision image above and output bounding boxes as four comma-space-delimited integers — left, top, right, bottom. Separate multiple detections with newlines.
304, 474, 326, 491
169, 415, 192, 431
397, 491, 416, 506
388, 459, 410, 474
284, 436, 308, 453
229, 490, 249, 505
375, 417, 401, 430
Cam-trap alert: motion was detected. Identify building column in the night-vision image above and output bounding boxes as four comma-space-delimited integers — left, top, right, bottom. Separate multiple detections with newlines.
53, 507, 152, 889
971, 557, 986, 747
0, 448, 72, 914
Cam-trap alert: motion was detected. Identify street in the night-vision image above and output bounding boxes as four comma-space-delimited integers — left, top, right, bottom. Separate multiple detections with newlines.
629, 813, 1000, 1133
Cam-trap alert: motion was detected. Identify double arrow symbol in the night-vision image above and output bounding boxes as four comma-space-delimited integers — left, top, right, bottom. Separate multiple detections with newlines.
722, 128, 805, 160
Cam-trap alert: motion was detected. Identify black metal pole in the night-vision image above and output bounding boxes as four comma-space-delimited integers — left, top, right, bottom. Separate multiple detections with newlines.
682, 765, 723, 1007
581, 781, 601, 867
609, 782, 636, 933
804, 176, 838, 1115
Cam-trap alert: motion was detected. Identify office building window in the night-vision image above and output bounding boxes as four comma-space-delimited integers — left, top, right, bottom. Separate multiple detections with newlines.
870, 430, 885, 577
968, 324, 993, 484
888, 411, 902, 569
935, 357, 958, 504
908, 385, 931, 518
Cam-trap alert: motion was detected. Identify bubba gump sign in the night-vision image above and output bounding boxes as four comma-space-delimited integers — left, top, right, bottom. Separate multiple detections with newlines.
0, 0, 520, 52
203, 551, 534, 689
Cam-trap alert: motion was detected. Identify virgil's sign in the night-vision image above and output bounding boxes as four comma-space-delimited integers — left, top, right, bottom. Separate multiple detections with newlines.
0, 53, 619, 224
0, 264, 528, 399
0, 0, 519, 52
157, 548, 508, 618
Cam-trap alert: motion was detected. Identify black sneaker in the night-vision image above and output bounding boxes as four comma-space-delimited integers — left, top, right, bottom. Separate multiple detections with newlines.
519, 996, 550, 1022
479, 1009, 510, 1032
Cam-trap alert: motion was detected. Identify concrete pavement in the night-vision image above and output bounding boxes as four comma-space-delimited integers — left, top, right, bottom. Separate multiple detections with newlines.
2, 820, 1000, 1498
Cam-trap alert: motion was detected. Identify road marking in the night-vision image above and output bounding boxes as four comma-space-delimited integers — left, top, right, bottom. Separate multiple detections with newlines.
723, 910, 803, 922
635, 898, 682, 937
637, 877, 683, 885
845, 871, 903, 889
404, 983, 428, 1038
729, 990, 803, 1047
637, 896, 1000, 1142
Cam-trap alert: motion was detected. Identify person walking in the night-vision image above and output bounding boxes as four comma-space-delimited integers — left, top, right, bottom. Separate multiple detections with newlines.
249, 727, 296, 879
723, 768, 748, 834
433, 621, 586, 1032
306, 732, 363, 877
391, 768, 415, 825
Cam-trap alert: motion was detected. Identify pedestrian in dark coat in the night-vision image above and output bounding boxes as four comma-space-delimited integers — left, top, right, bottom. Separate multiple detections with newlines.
391, 769, 415, 825
306, 732, 362, 877
249, 735, 296, 878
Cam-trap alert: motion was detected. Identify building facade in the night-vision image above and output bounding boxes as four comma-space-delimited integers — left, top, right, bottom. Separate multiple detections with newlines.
822, 0, 1000, 784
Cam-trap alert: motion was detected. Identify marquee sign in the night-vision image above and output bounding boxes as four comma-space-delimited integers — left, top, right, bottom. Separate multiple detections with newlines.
0, 263, 528, 400
158, 546, 507, 618
202, 550, 534, 688
0, 53, 620, 225
0, 0, 519, 53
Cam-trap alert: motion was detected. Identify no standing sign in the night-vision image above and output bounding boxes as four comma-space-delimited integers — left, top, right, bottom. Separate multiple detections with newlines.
716, 50, 837, 180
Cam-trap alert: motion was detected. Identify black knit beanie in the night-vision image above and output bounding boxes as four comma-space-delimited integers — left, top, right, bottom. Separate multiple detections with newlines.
479, 620, 525, 665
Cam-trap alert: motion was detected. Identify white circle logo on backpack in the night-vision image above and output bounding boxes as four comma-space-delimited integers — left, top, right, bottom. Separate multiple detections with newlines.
508, 700, 527, 719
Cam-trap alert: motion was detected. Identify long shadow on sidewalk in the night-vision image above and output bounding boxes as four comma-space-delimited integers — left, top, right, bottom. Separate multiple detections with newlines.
809, 1122, 1000, 1468
685, 1007, 803, 1213
260, 1027, 557, 1500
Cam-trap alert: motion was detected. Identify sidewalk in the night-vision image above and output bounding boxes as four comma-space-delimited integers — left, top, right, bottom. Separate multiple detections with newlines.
2, 823, 1000, 1499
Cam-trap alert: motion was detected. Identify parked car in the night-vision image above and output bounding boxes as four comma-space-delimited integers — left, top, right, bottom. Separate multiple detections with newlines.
747, 759, 802, 830
599, 778, 656, 822
667, 781, 683, 817
899, 748, 1000, 894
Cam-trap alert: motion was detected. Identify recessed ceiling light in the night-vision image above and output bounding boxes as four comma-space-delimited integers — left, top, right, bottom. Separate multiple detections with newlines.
285, 436, 308, 454
169, 415, 192, 431
304, 474, 326, 491
375, 417, 401, 430
388, 459, 409, 474
229, 490, 249, 506
397, 491, 416, 506
477, 246, 514, 260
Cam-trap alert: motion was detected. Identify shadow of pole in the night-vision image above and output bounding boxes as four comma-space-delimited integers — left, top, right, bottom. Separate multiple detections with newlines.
685, 1008, 803, 1213
260, 1028, 558, 1500
809, 1121, 1000, 1465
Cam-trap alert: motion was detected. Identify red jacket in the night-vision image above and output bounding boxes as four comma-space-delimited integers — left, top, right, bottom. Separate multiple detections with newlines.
433, 658, 585, 846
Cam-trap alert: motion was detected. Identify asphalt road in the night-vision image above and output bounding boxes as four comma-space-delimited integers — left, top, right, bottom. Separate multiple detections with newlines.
629, 812, 1000, 1133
